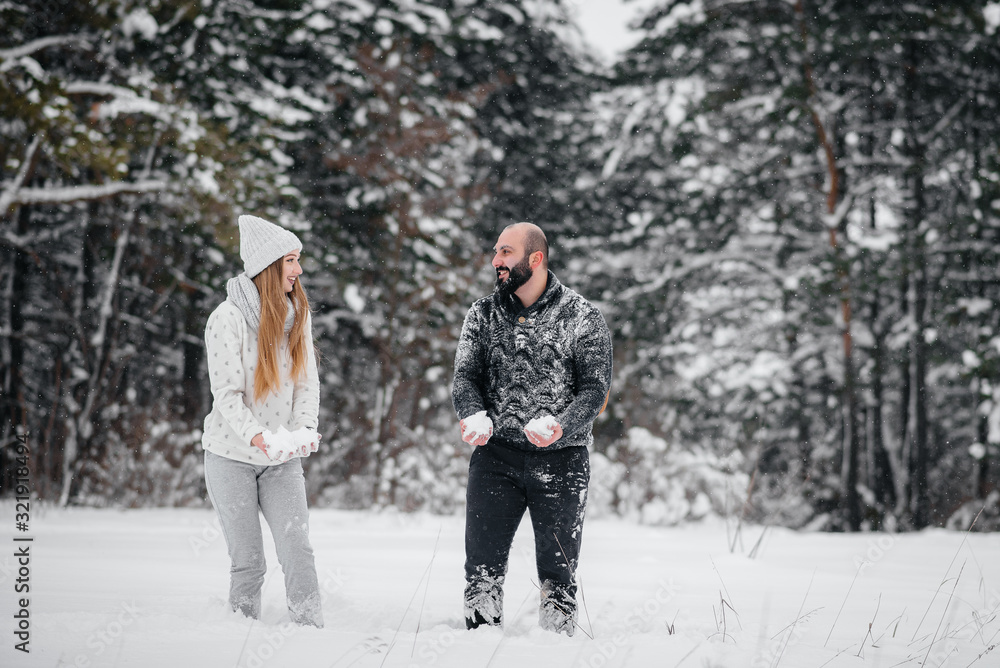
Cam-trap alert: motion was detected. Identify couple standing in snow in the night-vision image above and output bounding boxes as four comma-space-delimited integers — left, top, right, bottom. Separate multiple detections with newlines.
201, 216, 613, 637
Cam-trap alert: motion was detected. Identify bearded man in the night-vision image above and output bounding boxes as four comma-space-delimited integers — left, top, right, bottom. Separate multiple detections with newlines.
452, 222, 613, 636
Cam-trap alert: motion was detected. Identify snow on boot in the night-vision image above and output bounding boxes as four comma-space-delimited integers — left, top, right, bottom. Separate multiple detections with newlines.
538, 581, 577, 637
464, 574, 504, 629
288, 591, 324, 628
231, 593, 261, 621
466, 609, 502, 630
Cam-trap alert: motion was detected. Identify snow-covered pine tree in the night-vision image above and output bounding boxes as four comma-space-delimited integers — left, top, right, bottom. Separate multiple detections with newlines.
574, 0, 1000, 529
0, 0, 237, 504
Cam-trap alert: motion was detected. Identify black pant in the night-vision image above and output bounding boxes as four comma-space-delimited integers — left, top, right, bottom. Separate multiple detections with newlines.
464, 442, 590, 629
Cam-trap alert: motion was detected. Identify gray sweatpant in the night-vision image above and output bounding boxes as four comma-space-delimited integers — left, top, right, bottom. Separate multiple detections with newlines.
204, 450, 323, 627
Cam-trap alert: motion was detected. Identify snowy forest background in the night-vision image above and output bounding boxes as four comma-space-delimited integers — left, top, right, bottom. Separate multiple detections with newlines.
1, 0, 999, 534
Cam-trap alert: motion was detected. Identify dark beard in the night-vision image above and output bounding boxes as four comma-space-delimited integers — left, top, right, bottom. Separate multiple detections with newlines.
495, 255, 532, 297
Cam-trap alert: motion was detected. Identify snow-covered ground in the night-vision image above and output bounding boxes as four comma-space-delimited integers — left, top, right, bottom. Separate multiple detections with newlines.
2, 504, 998, 668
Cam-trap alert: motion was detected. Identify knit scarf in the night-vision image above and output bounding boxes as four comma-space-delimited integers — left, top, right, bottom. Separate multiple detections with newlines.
226, 273, 294, 332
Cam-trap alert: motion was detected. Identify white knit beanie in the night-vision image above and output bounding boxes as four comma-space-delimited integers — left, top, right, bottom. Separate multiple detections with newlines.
237, 214, 302, 278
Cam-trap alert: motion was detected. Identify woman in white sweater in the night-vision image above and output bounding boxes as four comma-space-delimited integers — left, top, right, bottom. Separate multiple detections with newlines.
202, 214, 323, 627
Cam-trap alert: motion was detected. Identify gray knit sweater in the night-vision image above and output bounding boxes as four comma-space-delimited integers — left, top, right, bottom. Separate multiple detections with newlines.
452, 271, 613, 452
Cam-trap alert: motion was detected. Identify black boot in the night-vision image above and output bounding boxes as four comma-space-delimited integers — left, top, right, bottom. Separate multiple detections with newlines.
466, 608, 502, 630
539, 581, 576, 636
464, 575, 504, 629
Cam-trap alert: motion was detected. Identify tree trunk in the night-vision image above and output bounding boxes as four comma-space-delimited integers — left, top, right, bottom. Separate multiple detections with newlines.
60, 203, 129, 505
904, 39, 930, 529
970, 119, 992, 502
868, 287, 896, 513
909, 276, 929, 527
860, 54, 896, 519
181, 290, 205, 423
0, 205, 30, 493
897, 268, 912, 515
909, 240, 930, 528
59, 205, 94, 506
975, 388, 990, 500
795, 0, 861, 530
840, 301, 862, 531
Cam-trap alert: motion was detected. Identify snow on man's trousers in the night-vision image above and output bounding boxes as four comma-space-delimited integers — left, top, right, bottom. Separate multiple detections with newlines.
464, 442, 589, 636
204, 451, 323, 627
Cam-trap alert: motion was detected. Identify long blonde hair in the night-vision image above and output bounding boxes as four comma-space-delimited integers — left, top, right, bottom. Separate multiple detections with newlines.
251, 256, 310, 402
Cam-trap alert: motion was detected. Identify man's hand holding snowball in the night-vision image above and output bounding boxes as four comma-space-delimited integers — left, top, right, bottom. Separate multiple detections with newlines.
460, 410, 493, 446
524, 415, 562, 448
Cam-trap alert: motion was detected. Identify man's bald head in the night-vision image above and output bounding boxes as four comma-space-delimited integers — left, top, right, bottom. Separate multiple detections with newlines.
504, 222, 549, 270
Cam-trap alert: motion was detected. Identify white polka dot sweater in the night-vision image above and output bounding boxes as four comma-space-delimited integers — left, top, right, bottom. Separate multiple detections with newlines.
201, 299, 319, 465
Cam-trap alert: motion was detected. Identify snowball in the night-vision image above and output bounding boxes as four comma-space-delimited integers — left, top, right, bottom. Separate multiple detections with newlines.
262, 426, 320, 462
262, 426, 295, 461
525, 415, 559, 439
291, 427, 321, 457
463, 410, 493, 440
